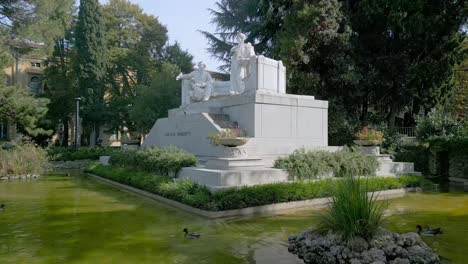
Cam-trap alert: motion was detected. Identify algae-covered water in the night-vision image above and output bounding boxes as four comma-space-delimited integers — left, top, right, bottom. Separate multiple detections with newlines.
0, 174, 467, 264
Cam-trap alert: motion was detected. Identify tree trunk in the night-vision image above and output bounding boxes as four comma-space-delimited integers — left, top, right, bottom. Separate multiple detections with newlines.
90, 124, 96, 147
360, 97, 369, 125
62, 117, 69, 147
387, 104, 397, 128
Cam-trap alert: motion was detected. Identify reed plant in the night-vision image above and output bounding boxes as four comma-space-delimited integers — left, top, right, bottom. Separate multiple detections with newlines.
316, 175, 387, 240
0, 143, 48, 177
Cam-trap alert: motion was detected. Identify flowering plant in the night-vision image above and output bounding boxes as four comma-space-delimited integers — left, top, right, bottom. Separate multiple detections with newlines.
354, 127, 384, 143
208, 128, 247, 145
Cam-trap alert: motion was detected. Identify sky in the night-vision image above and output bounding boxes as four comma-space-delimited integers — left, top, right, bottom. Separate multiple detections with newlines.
99, 0, 222, 71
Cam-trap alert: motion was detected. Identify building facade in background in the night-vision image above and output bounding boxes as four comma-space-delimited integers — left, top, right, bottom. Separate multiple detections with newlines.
1, 43, 46, 142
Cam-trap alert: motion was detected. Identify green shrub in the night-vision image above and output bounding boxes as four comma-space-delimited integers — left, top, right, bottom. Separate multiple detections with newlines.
397, 175, 424, 188
274, 148, 379, 180
48, 147, 117, 161
86, 164, 422, 212
317, 176, 387, 241
110, 147, 197, 176
0, 143, 48, 177
379, 126, 402, 153
416, 107, 466, 142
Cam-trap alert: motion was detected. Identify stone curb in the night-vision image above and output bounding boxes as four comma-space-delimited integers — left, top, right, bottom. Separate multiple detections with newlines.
87, 173, 420, 219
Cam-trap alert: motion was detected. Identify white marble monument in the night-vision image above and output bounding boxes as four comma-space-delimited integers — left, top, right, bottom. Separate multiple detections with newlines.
142, 32, 420, 191
142, 33, 328, 190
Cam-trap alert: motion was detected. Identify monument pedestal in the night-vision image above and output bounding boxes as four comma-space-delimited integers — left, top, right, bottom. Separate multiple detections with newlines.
178, 157, 289, 192
142, 89, 328, 191
142, 91, 328, 160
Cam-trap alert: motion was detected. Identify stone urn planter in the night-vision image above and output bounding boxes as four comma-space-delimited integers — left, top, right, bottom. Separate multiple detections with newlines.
353, 139, 382, 146
121, 139, 141, 145
217, 137, 249, 147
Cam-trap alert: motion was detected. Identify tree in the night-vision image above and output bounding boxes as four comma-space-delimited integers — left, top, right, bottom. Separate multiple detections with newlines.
130, 63, 180, 134
451, 42, 468, 120
103, 0, 168, 87
44, 31, 76, 146
0, 0, 73, 141
75, 0, 108, 144
345, 0, 466, 127
18, 0, 76, 54
204, 0, 466, 132
0, 0, 34, 28
1, 0, 75, 55
102, 0, 169, 137
0, 85, 50, 136
161, 42, 194, 73
201, 0, 290, 71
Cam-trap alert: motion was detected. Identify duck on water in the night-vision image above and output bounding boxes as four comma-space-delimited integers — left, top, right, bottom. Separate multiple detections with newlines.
183, 228, 201, 239
417, 225, 443, 236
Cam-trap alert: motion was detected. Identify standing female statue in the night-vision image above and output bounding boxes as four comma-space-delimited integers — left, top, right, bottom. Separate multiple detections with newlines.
230, 33, 255, 94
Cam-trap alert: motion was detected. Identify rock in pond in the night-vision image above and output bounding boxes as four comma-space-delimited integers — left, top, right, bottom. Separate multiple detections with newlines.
288, 229, 440, 264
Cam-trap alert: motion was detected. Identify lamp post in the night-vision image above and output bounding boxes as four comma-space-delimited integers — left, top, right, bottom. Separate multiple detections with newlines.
74, 97, 82, 148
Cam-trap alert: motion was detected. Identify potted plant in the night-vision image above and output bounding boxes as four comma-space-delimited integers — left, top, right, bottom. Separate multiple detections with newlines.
208, 128, 249, 147
353, 127, 384, 146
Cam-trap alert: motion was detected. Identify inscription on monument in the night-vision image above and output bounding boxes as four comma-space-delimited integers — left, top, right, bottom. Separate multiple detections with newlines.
165, 131, 191, 137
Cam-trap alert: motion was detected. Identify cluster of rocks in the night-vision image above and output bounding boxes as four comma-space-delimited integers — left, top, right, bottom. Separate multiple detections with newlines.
49, 160, 91, 170
0, 174, 40, 181
288, 229, 440, 264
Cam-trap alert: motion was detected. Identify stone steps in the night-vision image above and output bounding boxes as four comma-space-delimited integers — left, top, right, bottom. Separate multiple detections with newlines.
208, 113, 236, 129
377, 161, 416, 176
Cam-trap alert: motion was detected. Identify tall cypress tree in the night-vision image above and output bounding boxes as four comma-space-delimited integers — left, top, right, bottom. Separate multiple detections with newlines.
75, 0, 108, 144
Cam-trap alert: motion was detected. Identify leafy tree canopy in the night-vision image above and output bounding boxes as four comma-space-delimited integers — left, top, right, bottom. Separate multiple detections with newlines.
0, 85, 50, 136
130, 63, 180, 134
203, 0, 466, 132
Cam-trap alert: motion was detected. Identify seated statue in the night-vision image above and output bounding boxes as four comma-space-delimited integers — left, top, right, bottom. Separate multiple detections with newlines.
230, 32, 256, 95
176, 61, 213, 105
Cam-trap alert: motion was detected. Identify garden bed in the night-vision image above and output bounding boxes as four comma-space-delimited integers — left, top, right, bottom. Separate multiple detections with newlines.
85, 164, 424, 217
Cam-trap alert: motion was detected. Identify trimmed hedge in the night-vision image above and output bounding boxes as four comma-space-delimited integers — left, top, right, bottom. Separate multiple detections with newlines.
85, 163, 424, 212
48, 147, 117, 161
274, 148, 379, 180
110, 147, 197, 176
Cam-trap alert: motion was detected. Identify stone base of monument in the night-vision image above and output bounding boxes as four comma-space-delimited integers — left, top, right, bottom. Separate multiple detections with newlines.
178, 157, 289, 192
358, 146, 421, 176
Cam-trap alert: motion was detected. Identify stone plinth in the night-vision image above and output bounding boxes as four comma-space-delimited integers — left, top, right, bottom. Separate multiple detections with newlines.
204, 158, 264, 169
360, 146, 380, 155
178, 166, 289, 192
179, 156, 289, 191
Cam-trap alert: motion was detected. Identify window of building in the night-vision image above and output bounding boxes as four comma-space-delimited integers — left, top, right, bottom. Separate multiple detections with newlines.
30, 62, 41, 68
0, 123, 8, 140
30, 77, 42, 96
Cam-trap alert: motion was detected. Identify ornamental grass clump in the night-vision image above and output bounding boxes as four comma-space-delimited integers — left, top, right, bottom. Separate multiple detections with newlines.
0, 143, 48, 177
274, 148, 378, 180
317, 176, 387, 241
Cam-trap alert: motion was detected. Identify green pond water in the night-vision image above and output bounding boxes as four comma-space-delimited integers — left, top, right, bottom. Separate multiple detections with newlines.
0, 174, 467, 264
